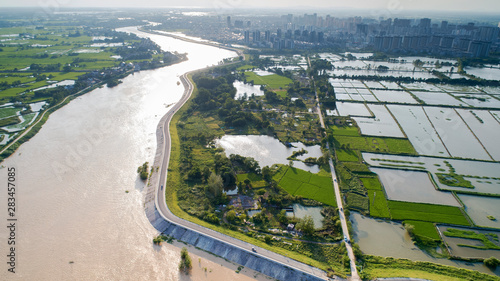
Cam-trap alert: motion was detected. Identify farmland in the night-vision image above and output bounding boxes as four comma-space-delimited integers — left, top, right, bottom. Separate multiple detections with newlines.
276, 166, 337, 207
388, 201, 470, 226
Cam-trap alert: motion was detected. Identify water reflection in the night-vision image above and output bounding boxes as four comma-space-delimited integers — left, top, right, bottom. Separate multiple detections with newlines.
216, 135, 321, 173
351, 212, 499, 276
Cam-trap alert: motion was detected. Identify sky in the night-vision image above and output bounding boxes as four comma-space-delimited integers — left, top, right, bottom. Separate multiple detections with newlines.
1, 0, 500, 14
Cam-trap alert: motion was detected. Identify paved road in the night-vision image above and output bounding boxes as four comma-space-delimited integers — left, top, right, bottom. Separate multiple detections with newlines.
309, 57, 361, 281
152, 72, 333, 280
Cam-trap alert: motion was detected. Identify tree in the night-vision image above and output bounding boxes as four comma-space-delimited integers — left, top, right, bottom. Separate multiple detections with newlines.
264, 235, 272, 244
137, 162, 149, 180
207, 172, 223, 197
484, 257, 500, 269
277, 209, 288, 225
226, 210, 236, 223
179, 247, 192, 273
296, 215, 315, 236
262, 166, 272, 182
404, 223, 415, 238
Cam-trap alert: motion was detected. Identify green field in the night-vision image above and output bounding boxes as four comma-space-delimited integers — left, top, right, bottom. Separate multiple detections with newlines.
236, 173, 268, 188
331, 125, 361, 136
237, 64, 256, 71
5, 113, 37, 130
362, 177, 391, 218
404, 220, 441, 240
336, 149, 360, 162
244, 71, 293, 89
343, 162, 371, 173
388, 201, 470, 226
346, 192, 369, 212
277, 166, 336, 206
334, 135, 416, 155
0, 107, 19, 119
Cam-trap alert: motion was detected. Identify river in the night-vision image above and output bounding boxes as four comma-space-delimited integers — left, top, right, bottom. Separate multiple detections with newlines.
0, 27, 269, 281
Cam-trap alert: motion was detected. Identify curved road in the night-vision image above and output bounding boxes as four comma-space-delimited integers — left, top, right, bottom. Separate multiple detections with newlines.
152, 72, 332, 280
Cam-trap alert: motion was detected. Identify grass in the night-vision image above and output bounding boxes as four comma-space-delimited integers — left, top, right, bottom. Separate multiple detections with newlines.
388, 201, 470, 226
436, 173, 474, 189
244, 71, 293, 89
404, 220, 441, 240
277, 166, 336, 207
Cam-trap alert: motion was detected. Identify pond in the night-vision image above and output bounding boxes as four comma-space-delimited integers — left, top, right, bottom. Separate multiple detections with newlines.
247, 209, 261, 217
351, 213, 499, 276
362, 152, 500, 196
233, 81, 265, 100
370, 90, 419, 104
411, 91, 467, 107
437, 226, 500, 259
387, 105, 450, 157
457, 109, 500, 161
424, 107, 491, 160
352, 104, 405, 138
287, 204, 324, 229
458, 195, 500, 229
216, 135, 321, 173
335, 102, 372, 117
465, 66, 500, 81
370, 167, 460, 207
453, 93, 500, 109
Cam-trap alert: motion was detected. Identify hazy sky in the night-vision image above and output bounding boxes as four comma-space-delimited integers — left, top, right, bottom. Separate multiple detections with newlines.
1, 0, 500, 13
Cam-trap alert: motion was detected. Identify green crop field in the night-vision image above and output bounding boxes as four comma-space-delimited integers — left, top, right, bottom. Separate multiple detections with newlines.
244, 71, 293, 89
336, 148, 360, 162
237, 65, 256, 71
343, 162, 371, 173
0, 107, 20, 119
346, 192, 369, 212
388, 201, 470, 226
368, 190, 391, 218
361, 177, 383, 190
277, 166, 336, 206
331, 125, 361, 136
236, 173, 268, 188
334, 135, 416, 155
404, 220, 441, 240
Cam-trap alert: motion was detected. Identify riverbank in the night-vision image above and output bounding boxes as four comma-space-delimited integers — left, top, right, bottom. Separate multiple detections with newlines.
0, 43, 187, 164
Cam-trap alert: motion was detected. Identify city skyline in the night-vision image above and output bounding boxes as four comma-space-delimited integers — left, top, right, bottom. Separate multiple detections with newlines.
1, 0, 500, 13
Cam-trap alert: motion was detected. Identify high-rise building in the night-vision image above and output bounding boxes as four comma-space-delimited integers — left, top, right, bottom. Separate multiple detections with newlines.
234, 20, 244, 28
244, 30, 250, 44
264, 30, 271, 41
419, 18, 431, 29
227, 16, 231, 28
441, 21, 448, 30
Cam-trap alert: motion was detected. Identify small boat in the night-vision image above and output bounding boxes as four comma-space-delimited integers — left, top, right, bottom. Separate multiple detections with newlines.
177, 81, 180, 85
